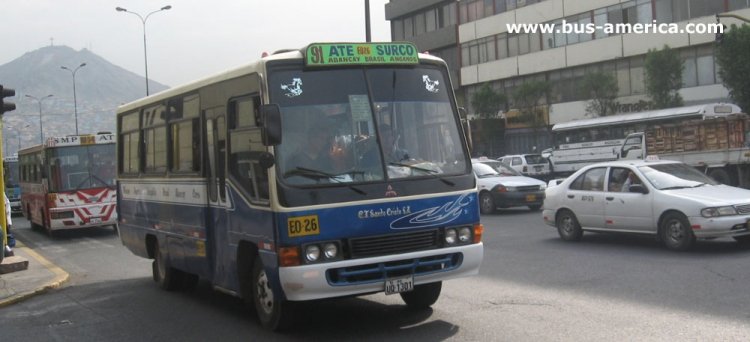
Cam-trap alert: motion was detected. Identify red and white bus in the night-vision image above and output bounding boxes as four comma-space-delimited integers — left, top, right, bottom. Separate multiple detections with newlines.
19, 133, 117, 234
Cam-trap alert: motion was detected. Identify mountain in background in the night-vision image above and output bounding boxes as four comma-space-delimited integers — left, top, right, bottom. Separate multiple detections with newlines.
0, 45, 168, 154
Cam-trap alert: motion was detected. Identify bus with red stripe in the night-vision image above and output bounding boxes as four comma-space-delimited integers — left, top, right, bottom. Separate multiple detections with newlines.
19, 133, 117, 234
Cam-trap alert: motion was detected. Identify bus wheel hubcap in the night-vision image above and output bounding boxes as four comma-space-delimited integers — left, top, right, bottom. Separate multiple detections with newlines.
256, 270, 274, 314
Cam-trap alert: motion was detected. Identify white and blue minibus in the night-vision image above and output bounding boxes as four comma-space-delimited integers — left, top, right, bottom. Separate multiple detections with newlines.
116, 42, 483, 330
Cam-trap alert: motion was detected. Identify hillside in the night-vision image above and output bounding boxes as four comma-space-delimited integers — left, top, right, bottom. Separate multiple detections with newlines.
0, 45, 168, 153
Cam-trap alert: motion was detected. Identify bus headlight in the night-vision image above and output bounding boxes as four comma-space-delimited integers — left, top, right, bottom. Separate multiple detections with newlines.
445, 228, 457, 245
305, 245, 321, 262
458, 227, 472, 243
323, 242, 338, 259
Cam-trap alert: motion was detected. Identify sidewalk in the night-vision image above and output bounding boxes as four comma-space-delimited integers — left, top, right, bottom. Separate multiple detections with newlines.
0, 241, 69, 307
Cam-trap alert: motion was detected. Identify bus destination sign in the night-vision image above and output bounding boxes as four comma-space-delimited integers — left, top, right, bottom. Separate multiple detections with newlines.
305, 42, 419, 66
46, 133, 115, 147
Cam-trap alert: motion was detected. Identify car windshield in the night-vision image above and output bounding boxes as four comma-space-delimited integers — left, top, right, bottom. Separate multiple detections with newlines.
638, 163, 720, 190
474, 162, 521, 177
524, 155, 546, 164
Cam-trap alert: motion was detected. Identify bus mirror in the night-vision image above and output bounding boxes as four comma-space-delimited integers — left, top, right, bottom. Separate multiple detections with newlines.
458, 107, 467, 118
259, 152, 275, 169
261, 104, 282, 146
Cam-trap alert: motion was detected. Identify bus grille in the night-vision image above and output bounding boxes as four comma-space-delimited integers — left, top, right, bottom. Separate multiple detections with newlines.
327, 253, 462, 286
348, 229, 439, 259
736, 204, 750, 214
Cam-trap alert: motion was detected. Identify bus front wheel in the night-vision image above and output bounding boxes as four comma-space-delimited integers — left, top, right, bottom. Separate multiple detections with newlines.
400, 281, 442, 309
251, 258, 293, 331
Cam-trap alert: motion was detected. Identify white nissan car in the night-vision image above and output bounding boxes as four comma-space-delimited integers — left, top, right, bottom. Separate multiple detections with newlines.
542, 159, 750, 251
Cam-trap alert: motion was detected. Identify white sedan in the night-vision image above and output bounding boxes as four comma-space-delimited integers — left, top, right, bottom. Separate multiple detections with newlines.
542, 159, 750, 251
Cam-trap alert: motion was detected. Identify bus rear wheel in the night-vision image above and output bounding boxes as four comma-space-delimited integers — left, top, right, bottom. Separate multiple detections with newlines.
152, 243, 182, 291
400, 281, 442, 309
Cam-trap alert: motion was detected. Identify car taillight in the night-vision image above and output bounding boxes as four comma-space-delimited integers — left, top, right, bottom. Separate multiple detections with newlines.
523, 166, 528, 172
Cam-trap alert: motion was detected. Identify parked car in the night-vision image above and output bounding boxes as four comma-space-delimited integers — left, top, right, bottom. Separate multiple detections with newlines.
498, 154, 551, 179
472, 158, 546, 214
542, 159, 750, 251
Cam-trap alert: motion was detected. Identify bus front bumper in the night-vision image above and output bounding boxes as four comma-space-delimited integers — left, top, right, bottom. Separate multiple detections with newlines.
278, 242, 483, 301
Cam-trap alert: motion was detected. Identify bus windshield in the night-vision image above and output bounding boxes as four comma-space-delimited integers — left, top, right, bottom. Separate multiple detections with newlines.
48, 144, 116, 192
270, 64, 468, 186
4, 161, 19, 188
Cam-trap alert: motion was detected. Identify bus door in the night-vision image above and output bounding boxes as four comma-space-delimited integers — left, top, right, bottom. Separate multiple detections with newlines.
205, 109, 231, 286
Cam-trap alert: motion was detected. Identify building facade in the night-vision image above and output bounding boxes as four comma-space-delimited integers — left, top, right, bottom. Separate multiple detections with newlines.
387, 0, 750, 156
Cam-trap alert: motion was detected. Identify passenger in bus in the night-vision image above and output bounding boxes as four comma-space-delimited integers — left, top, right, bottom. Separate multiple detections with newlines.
377, 123, 410, 163
286, 123, 337, 175
359, 123, 410, 169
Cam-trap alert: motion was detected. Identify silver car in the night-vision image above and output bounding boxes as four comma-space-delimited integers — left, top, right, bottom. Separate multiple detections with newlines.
472, 159, 546, 214
543, 159, 750, 251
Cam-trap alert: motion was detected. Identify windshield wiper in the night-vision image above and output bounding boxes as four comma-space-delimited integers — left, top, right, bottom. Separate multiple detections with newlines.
284, 167, 367, 195
389, 162, 455, 186
477, 173, 498, 178
692, 183, 708, 188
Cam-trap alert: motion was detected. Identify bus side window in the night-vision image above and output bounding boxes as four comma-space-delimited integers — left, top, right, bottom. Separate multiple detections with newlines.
229, 95, 269, 204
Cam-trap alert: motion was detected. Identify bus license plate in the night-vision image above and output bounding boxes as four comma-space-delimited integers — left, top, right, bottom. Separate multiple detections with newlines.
90, 217, 102, 224
526, 194, 536, 202
385, 275, 414, 295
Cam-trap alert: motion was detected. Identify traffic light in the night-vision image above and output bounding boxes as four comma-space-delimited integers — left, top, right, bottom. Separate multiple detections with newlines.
715, 24, 727, 44
1, 85, 16, 115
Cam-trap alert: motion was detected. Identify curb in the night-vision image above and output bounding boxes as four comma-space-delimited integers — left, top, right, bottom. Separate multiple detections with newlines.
0, 245, 69, 308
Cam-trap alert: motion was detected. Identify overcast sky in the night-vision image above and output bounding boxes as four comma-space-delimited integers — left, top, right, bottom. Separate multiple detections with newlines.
2, 0, 391, 87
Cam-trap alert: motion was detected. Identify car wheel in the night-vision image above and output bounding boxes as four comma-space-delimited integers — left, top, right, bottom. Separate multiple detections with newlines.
661, 212, 695, 251
479, 192, 495, 214
400, 281, 442, 309
556, 209, 582, 241
528, 204, 542, 211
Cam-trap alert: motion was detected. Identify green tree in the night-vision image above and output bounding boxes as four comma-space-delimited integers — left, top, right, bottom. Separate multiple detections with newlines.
513, 80, 551, 126
580, 71, 619, 117
470, 83, 507, 156
716, 24, 750, 113
471, 83, 507, 119
513, 80, 551, 150
645, 45, 684, 109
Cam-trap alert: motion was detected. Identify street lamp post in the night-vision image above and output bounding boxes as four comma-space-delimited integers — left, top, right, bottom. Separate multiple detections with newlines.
365, 0, 371, 42
61, 63, 86, 135
25, 94, 54, 144
116, 5, 172, 96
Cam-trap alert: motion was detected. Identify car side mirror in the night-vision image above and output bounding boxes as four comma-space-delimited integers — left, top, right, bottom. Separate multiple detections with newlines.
629, 184, 648, 194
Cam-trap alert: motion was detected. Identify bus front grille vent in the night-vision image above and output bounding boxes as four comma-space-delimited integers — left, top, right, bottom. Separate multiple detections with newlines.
348, 229, 439, 259
327, 252, 463, 286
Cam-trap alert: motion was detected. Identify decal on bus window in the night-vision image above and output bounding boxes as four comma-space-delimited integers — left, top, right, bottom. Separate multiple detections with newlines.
281, 78, 303, 98
422, 75, 440, 93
